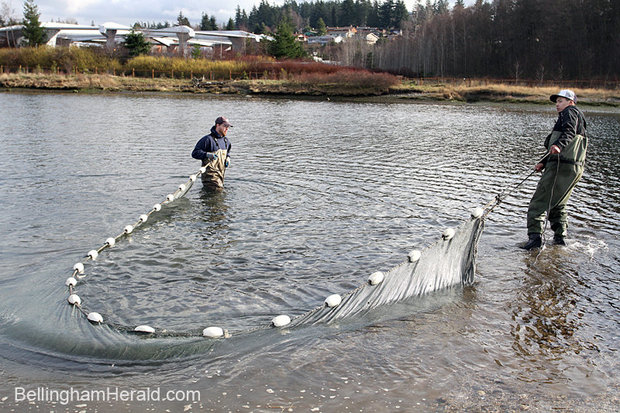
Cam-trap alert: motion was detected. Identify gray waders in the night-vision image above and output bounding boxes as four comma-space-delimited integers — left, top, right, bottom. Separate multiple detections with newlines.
527, 132, 587, 237
201, 148, 228, 190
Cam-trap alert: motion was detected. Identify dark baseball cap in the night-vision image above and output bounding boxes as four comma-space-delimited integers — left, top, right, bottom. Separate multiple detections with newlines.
215, 116, 233, 127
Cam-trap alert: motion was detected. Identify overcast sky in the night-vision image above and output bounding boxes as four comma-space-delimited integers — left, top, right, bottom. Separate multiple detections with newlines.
5, 0, 471, 27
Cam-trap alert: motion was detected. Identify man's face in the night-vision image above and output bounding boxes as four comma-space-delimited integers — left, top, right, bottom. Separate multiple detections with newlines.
555, 97, 572, 112
216, 123, 230, 136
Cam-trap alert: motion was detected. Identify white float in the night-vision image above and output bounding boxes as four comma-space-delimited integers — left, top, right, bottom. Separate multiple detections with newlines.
325, 294, 342, 308
408, 250, 421, 263
105, 237, 116, 247
202, 326, 224, 338
73, 262, 85, 274
178, 184, 186, 192
200, 166, 207, 174
189, 175, 197, 182
442, 228, 456, 240
87, 250, 98, 260
87, 312, 103, 324
272, 315, 291, 328
471, 207, 484, 219
153, 204, 162, 212
68, 294, 81, 306
165, 194, 175, 202
134, 325, 155, 334
139, 214, 149, 223
368, 271, 385, 286
65, 277, 77, 287
124, 225, 134, 234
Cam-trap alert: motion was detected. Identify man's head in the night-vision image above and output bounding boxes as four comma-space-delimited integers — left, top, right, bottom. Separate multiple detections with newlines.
550, 90, 576, 113
214, 116, 233, 136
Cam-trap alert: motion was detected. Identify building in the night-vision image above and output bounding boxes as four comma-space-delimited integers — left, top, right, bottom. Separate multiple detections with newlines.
326, 26, 357, 38
0, 22, 265, 55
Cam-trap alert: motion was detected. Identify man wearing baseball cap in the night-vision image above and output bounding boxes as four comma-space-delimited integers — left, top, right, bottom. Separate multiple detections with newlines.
521, 90, 588, 250
191, 116, 233, 189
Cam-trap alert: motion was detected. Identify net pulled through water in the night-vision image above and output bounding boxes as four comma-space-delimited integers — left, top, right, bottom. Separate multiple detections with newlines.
62, 166, 488, 338
290, 215, 485, 327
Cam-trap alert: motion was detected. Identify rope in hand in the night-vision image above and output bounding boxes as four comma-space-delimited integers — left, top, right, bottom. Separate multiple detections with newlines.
481, 151, 551, 217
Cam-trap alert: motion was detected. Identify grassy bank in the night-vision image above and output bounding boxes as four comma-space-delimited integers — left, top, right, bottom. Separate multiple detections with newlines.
2, 71, 619, 106
393, 81, 620, 106
1, 47, 618, 104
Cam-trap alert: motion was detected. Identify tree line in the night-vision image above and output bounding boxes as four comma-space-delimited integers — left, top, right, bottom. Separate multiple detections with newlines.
229, 0, 619, 81
4, 0, 618, 81
132, 1, 410, 33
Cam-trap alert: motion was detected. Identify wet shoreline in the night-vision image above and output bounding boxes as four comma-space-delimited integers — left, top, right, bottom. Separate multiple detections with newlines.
2, 72, 619, 107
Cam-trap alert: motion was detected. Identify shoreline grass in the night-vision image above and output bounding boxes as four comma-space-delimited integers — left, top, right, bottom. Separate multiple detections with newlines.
1, 72, 619, 106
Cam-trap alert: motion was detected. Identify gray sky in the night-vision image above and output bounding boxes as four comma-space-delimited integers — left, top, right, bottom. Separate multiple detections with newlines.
6, 0, 471, 27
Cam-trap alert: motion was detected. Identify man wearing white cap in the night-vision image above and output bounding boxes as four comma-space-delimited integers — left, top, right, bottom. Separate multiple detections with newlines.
522, 90, 588, 250
192, 116, 233, 189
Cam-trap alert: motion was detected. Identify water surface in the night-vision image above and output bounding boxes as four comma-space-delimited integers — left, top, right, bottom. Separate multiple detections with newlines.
0, 92, 618, 411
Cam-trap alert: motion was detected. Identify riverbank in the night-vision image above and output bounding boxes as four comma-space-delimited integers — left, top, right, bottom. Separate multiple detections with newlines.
1, 72, 619, 106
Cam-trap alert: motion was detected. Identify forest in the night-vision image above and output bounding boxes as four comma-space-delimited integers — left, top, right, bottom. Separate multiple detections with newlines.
2, 0, 618, 82
236, 0, 619, 82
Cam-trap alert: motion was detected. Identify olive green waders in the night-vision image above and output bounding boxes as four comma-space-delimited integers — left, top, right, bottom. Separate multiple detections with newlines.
201, 148, 228, 190
527, 132, 587, 237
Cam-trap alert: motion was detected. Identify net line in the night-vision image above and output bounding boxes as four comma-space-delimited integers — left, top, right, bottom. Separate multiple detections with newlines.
61, 161, 537, 339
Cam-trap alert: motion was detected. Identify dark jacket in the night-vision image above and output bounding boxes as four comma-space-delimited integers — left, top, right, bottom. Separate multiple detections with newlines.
546, 105, 587, 150
192, 126, 231, 161
542, 105, 587, 166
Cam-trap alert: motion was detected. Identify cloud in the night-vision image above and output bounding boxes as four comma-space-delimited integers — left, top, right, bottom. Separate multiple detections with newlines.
32, 0, 283, 26
28, 0, 471, 27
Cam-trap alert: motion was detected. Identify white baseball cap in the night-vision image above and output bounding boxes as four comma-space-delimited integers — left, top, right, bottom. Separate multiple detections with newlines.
550, 89, 577, 103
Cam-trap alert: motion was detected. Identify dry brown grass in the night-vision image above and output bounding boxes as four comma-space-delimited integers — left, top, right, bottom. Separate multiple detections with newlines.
2, 72, 618, 105
0, 72, 187, 91
400, 80, 620, 105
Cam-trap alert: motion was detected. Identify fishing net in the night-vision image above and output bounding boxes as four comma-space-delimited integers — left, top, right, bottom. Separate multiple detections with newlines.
62, 166, 489, 337
290, 216, 484, 327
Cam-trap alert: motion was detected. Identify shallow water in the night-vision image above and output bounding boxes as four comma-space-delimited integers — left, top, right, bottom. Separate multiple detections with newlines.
0, 92, 618, 411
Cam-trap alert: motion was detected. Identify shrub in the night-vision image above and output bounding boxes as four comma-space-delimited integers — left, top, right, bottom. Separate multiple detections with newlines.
0, 46, 121, 73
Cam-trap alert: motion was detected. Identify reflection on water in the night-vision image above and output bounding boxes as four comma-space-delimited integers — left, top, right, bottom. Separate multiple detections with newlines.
513, 252, 584, 365
0, 92, 618, 411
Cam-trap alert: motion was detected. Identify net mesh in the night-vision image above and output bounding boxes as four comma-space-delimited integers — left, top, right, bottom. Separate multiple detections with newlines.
64, 166, 488, 337
290, 216, 484, 327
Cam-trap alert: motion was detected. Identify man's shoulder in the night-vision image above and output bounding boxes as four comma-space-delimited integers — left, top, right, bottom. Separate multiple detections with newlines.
560, 105, 582, 120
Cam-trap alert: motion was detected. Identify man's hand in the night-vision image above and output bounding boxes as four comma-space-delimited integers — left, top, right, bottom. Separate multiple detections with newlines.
225, 158, 230, 168
534, 163, 545, 172
549, 144, 561, 154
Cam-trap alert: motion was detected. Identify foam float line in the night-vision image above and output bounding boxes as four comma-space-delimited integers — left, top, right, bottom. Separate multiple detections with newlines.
62, 166, 487, 339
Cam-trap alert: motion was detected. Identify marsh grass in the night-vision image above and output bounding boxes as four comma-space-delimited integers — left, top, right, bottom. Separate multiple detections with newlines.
399, 80, 620, 104
1, 47, 617, 103
0, 46, 121, 73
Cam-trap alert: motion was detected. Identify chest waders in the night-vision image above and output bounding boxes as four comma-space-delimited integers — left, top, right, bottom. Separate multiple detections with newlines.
527, 131, 587, 237
201, 148, 228, 189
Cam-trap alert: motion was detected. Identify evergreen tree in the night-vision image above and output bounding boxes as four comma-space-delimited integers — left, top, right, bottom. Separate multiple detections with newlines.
124, 30, 150, 57
210, 16, 218, 30
235, 6, 249, 29
367, 1, 381, 27
200, 13, 218, 30
268, 21, 305, 58
339, 0, 356, 26
22, 0, 44, 46
379, 0, 394, 28
392, 0, 409, 28
177, 11, 190, 26
317, 17, 327, 35
226, 18, 235, 30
